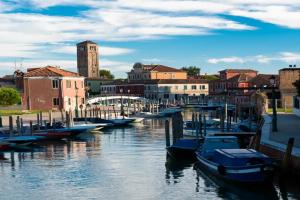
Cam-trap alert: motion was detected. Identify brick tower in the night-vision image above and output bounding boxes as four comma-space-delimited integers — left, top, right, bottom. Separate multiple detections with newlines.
77, 40, 99, 78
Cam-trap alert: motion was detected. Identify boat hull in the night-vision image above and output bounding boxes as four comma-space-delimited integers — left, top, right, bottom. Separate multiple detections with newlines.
196, 153, 275, 184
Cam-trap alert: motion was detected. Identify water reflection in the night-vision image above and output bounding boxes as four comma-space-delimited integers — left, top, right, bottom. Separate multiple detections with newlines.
0, 120, 300, 200
194, 163, 280, 200
165, 154, 194, 184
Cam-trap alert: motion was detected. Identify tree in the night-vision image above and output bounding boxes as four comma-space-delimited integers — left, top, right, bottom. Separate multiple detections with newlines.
99, 69, 115, 80
202, 75, 219, 81
0, 87, 21, 106
181, 66, 200, 76
293, 79, 300, 97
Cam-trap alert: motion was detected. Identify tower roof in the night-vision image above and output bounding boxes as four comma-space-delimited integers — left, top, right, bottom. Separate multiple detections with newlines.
76, 40, 98, 46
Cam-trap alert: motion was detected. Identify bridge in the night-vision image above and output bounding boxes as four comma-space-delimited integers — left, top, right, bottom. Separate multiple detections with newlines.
87, 95, 150, 104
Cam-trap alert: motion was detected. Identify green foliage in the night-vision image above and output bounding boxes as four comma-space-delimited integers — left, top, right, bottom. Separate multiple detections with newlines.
0, 110, 40, 116
99, 69, 115, 80
0, 87, 21, 106
293, 79, 300, 97
202, 75, 219, 81
181, 66, 200, 76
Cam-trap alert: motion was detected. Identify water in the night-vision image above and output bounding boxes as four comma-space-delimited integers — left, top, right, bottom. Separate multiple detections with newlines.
1, 119, 300, 200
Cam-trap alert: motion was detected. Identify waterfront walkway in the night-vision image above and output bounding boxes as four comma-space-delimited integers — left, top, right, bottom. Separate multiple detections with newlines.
269, 114, 300, 148
262, 113, 300, 156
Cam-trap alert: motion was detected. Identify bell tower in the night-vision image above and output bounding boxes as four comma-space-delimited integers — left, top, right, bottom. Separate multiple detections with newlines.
77, 40, 99, 78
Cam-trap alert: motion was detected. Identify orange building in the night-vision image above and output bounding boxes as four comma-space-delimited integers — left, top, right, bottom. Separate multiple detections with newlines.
127, 63, 187, 81
23, 66, 85, 111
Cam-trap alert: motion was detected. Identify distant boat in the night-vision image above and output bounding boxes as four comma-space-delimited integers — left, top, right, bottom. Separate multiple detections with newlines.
34, 126, 92, 140
196, 136, 275, 184
0, 141, 10, 151
159, 107, 182, 117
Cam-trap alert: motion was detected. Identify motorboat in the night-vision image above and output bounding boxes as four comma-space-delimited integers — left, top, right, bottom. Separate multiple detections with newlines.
196, 136, 275, 183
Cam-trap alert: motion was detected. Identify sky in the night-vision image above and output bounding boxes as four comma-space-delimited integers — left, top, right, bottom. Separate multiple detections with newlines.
0, 0, 300, 78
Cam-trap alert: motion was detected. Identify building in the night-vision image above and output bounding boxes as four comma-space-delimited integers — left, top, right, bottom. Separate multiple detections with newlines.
77, 40, 99, 78
127, 63, 187, 81
0, 70, 24, 91
209, 69, 257, 104
85, 78, 113, 96
101, 80, 145, 96
144, 79, 209, 103
279, 67, 300, 108
23, 66, 85, 111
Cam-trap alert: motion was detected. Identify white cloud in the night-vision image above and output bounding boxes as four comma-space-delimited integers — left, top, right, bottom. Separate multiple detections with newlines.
207, 52, 300, 65
208, 57, 245, 64
142, 58, 161, 63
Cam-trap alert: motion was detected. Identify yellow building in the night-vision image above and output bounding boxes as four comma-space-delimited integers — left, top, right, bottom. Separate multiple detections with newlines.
127, 63, 187, 81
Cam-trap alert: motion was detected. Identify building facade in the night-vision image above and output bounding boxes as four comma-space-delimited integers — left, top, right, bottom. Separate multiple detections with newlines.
23, 66, 85, 111
127, 63, 187, 81
77, 40, 99, 78
144, 79, 209, 103
279, 67, 300, 108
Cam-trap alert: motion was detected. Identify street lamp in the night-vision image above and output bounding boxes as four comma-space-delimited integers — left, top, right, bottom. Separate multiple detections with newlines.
120, 88, 124, 119
270, 75, 278, 132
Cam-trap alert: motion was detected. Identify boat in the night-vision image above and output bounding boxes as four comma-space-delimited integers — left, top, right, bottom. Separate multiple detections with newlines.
196, 136, 275, 183
0, 141, 10, 151
34, 126, 92, 140
159, 107, 182, 117
166, 138, 203, 159
73, 122, 113, 131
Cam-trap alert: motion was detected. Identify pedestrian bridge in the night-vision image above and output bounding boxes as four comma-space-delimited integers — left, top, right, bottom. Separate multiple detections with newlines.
87, 95, 150, 104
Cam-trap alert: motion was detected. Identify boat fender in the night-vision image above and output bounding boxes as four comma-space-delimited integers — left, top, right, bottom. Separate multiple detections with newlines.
217, 165, 226, 176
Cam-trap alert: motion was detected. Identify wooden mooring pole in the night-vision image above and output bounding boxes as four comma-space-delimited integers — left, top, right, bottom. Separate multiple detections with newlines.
165, 120, 170, 147
282, 137, 295, 174
9, 116, 13, 137
0, 116, 2, 128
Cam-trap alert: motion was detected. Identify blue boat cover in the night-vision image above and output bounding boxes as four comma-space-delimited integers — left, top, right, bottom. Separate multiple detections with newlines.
172, 139, 199, 150
213, 149, 272, 166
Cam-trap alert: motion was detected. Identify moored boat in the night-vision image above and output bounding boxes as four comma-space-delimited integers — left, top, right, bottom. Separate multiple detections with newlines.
167, 138, 203, 159
196, 136, 275, 184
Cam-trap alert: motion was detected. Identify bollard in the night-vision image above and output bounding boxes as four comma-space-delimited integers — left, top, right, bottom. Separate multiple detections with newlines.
199, 113, 203, 137
39, 111, 43, 127
9, 116, 13, 137
0, 116, 2, 128
16, 116, 21, 136
84, 109, 87, 124
30, 121, 33, 136
49, 110, 53, 127
282, 137, 295, 173
36, 113, 40, 130
172, 113, 178, 144
61, 109, 64, 122
165, 120, 170, 147
20, 118, 24, 136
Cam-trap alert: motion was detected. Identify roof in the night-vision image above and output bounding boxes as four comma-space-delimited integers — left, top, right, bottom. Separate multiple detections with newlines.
24, 66, 81, 77
227, 73, 253, 82
130, 63, 185, 73
279, 67, 300, 71
249, 74, 279, 87
219, 69, 258, 73
102, 79, 208, 86
76, 40, 97, 46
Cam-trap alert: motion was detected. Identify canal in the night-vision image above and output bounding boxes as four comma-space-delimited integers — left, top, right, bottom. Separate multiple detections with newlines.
1, 119, 300, 200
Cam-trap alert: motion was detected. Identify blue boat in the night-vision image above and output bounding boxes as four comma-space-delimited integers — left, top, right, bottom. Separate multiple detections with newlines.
166, 138, 203, 159
196, 136, 275, 184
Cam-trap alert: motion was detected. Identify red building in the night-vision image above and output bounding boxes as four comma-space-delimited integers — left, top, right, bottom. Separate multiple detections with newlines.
209, 69, 278, 105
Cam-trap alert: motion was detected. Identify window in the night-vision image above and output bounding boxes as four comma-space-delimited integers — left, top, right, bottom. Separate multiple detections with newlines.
53, 98, 60, 106
184, 85, 188, 90
52, 80, 59, 88
175, 86, 178, 90
202, 85, 206, 90
66, 80, 71, 88
68, 98, 71, 105
192, 85, 197, 90
81, 98, 85, 104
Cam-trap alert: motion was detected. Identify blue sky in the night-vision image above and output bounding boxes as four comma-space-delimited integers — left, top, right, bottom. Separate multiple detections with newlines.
0, 0, 300, 78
